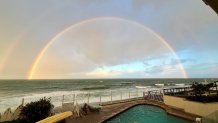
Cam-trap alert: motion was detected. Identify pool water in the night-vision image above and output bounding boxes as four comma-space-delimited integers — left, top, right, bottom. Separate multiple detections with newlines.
106, 105, 191, 123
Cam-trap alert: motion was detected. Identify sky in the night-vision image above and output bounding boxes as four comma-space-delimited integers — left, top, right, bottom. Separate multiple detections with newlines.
0, 0, 218, 79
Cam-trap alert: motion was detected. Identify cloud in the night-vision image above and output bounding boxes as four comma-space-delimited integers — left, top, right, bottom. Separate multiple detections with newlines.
186, 62, 218, 78
86, 69, 122, 77
132, 0, 218, 52
32, 19, 174, 78
86, 68, 146, 78
169, 58, 195, 66
142, 61, 150, 66
1, 0, 217, 78
145, 65, 164, 74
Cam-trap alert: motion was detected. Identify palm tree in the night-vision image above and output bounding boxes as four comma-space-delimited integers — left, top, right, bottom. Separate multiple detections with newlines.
214, 81, 218, 95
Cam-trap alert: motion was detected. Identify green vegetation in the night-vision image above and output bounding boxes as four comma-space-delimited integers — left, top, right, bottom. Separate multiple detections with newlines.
20, 97, 54, 123
187, 82, 218, 102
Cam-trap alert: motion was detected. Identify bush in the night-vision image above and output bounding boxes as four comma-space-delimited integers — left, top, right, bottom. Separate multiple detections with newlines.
20, 97, 54, 123
186, 82, 218, 102
186, 95, 218, 102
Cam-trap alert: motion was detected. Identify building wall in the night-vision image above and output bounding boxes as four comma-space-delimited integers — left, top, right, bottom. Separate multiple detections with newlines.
164, 95, 218, 117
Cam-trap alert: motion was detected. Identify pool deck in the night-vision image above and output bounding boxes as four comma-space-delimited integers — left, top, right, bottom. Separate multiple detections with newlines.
65, 98, 200, 123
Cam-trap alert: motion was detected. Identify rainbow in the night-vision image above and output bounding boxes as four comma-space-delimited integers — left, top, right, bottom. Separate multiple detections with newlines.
0, 8, 55, 74
28, 17, 188, 79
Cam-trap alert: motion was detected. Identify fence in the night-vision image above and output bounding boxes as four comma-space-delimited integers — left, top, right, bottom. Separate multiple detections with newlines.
0, 89, 145, 122
60, 89, 145, 106
0, 99, 24, 122
146, 90, 164, 102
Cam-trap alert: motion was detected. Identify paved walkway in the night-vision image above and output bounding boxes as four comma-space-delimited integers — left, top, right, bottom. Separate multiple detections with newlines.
65, 99, 199, 123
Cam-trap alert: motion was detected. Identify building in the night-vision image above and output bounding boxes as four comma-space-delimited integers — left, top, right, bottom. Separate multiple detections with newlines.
203, 0, 218, 14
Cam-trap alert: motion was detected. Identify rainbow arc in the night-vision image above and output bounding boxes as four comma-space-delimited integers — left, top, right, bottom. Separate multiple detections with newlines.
28, 17, 188, 79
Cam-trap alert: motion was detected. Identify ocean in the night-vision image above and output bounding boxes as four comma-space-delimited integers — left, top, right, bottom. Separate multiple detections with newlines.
0, 78, 216, 113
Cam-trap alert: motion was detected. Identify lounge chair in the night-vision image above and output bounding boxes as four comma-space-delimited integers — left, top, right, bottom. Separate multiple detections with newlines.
88, 103, 102, 112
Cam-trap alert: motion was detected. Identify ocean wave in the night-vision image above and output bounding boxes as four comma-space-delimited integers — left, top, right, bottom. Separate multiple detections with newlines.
34, 86, 62, 90
154, 84, 165, 86
175, 83, 185, 86
120, 82, 134, 84
155, 83, 186, 87
0, 88, 143, 113
81, 86, 110, 90
135, 86, 151, 89
0, 90, 90, 112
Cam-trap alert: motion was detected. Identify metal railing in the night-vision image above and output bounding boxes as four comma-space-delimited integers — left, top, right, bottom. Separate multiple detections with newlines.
60, 89, 144, 106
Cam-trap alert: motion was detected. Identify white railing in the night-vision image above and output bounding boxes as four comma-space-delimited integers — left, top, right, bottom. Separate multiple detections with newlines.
0, 89, 145, 122
60, 89, 144, 106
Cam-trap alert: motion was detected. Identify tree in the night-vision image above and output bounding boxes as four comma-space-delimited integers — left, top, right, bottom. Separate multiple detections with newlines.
191, 82, 204, 97
190, 82, 217, 102
214, 81, 218, 94
20, 97, 54, 123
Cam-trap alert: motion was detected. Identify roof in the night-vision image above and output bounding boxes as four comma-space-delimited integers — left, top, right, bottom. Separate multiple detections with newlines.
203, 0, 218, 14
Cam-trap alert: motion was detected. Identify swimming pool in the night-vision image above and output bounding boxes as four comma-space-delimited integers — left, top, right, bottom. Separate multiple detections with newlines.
105, 105, 191, 123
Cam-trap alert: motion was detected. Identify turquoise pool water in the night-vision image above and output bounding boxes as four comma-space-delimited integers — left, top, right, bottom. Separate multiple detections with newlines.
106, 105, 191, 123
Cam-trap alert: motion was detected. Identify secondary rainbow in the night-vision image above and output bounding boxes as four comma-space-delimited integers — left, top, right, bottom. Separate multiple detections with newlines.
28, 17, 188, 79
0, 8, 55, 74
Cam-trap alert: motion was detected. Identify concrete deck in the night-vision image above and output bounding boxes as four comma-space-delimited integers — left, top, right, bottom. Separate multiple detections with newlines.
65, 98, 200, 123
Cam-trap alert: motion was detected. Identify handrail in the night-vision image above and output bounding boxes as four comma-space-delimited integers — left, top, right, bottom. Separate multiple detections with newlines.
36, 111, 72, 123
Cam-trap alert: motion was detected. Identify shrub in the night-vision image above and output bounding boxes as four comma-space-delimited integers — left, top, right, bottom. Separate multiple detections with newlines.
187, 82, 218, 102
20, 97, 54, 123
186, 95, 218, 102
191, 82, 215, 97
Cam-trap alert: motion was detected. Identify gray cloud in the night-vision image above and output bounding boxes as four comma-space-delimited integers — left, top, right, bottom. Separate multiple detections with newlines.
142, 61, 150, 66
32, 19, 174, 78
186, 62, 218, 78
169, 58, 196, 66
145, 65, 164, 74
59, 20, 170, 65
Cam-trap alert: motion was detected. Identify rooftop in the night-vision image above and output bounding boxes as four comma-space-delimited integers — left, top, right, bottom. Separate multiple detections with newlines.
203, 0, 218, 14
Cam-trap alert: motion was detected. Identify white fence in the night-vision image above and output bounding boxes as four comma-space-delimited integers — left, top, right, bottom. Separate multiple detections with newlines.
0, 89, 145, 122
60, 89, 144, 105
0, 99, 24, 122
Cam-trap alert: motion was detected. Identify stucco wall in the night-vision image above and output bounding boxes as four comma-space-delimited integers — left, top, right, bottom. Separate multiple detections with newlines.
164, 95, 218, 117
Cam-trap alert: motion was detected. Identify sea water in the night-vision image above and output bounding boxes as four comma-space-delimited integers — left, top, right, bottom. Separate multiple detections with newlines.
0, 78, 216, 113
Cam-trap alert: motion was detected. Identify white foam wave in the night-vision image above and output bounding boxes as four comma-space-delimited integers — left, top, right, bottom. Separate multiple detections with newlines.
0, 88, 144, 113
0, 90, 87, 113
155, 84, 164, 86
135, 86, 151, 89
175, 83, 185, 86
